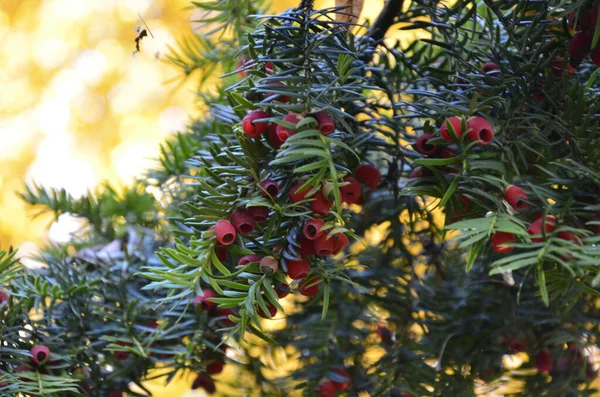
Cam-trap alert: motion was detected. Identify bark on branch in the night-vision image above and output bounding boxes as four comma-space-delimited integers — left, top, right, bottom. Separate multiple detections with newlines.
367, 0, 404, 42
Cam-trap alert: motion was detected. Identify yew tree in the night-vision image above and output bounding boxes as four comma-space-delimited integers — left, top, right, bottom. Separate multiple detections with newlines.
1, 0, 600, 396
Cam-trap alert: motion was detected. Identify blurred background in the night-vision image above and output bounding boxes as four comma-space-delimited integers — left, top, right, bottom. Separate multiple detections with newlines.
0, 0, 399, 395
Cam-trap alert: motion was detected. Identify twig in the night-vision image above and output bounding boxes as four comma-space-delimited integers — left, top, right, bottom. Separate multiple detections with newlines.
367, 0, 404, 42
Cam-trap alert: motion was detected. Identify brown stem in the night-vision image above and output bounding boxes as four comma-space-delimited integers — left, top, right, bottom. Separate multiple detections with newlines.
367, 0, 404, 42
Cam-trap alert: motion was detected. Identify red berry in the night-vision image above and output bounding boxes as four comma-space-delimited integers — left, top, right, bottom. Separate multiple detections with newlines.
113, 341, 131, 360
303, 218, 325, 240
30, 345, 50, 366
299, 276, 321, 297
466, 116, 494, 145
276, 112, 301, 142
266, 81, 290, 103
242, 110, 270, 138
107, 392, 123, 397
568, 32, 593, 62
535, 349, 553, 373
409, 167, 430, 179
311, 190, 332, 216
194, 289, 217, 311
260, 256, 279, 275
238, 255, 261, 267
551, 57, 574, 77
317, 380, 336, 397
289, 182, 313, 203
215, 308, 235, 327
315, 111, 335, 134
297, 234, 317, 256
287, 257, 311, 280
527, 215, 557, 243
214, 220, 237, 245
439, 116, 464, 141
355, 163, 381, 189
591, 45, 600, 67
331, 368, 351, 391
275, 282, 290, 298
258, 303, 278, 319
481, 62, 499, 74
506, 339, 527, 353
236, 57, 250, 77
266, 122, 284, 149
259, 179, 280, 198
557, 230, 579, 243
247, 206, 269, 222
206, 360, 224, 375
0, 290, 8, 304
216, 245, 227, 262
332, 233, 349, 255
340, 177, 362, 204
191, 373, 216, 393
504, 185, 529, 211
440, 147, 458, 159
491, 232, 515, 253
415, 133, 438, 155
314, 234, 335, 256
230, 209, 256, 235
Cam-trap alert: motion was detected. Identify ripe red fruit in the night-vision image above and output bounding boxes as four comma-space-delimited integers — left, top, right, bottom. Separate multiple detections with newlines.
506, 339, 527, 353
30, 345, 50, 366
247, 206, 269, 222
466, 116, 494, 145
299, 276, 321, 297
236, 57, 250, 77
214, 220, 237, 245
481, 62, 499, 74
260, 256, 279, 275
340, 177, 362, 204
439, 116, 464, 141
242, 110, 270, 138
258, 303, 278, 319
216, 245, 227, 262
314, 234, 335, 256
266, 122, 284, 149
303, 218, 325, 240
551, 57, 575, 77
331, 368, 351, 391
0, 290, 8, 304
591, 45, 600, 67
191, 373, 216, 394
311, 190, 332, 216
194, 289, 217, 311
215, 308, 235, 327
409, 167, 430, 179
355, 163, 381, 188
107, 392, 123, 397
332, 233, 349, 255
535, 349, 553, 373
440, 147, 458, 159
317, 380, 336, 397
206, 360, 224, 375
557, 230, 579, 243
238, 255, 260, 267
289, 182, 313, 203
415, 133, 438, 156
528, 215, 557, 243
287, 257, 311, 280
113, 341, 131, 360
491, 232, 515, 253
259, 179, 280, 198
297, 234, 317, 256
275, 282, 290, 298
276, 112, 301, 142
568, 32, 593, 62
266, 81, 290, 103
315, 111, 335, 134
504, 185, 529, 211
230, 209, 256, 235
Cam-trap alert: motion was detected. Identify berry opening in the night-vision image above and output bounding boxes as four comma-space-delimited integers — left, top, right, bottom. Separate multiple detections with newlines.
37, 352, 47, 361
277, 131, 289, 141
239, 224, 253, 234
479, 128, 493, 143
267, 186, 278, 196
221, 233, 235, 244
318, 248, 332, 256
307, 225, 317, 237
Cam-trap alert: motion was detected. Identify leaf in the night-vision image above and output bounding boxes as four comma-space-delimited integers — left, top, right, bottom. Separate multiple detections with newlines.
335, 0, 364, 25
465, 239, 483, 272
537, 264, 549, 307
